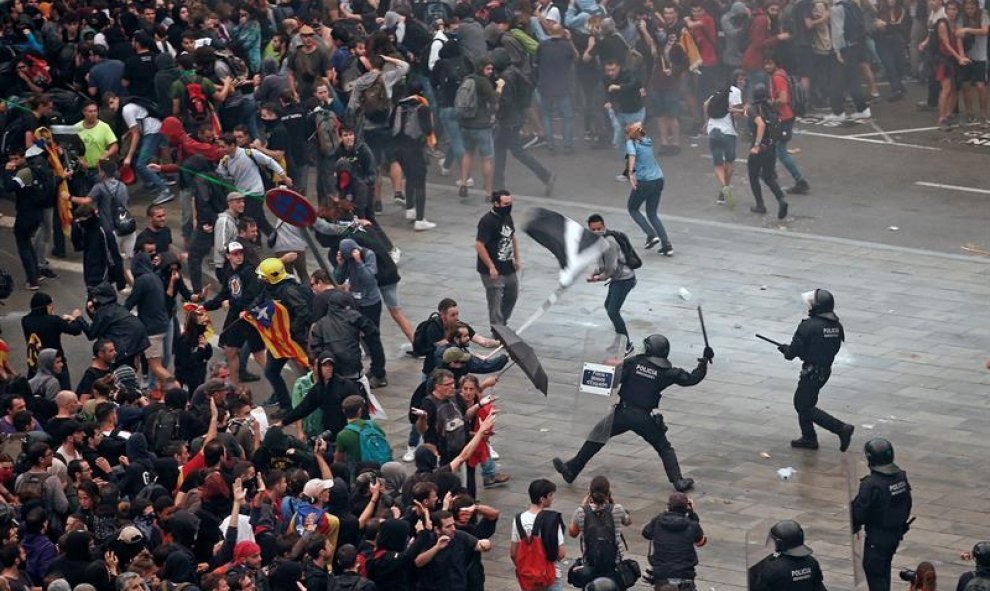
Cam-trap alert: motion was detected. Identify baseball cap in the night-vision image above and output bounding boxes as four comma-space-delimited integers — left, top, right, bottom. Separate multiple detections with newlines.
302, 478, 334, 499
226, 191, 245, 202
225, 241, 244, 254
117, 525, 145, 544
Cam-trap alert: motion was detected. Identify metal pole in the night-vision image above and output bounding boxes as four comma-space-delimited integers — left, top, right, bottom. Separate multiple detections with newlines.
300, 227, 338, 287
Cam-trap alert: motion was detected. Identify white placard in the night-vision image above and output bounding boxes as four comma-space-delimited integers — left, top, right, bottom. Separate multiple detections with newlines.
580, 362, 616, 396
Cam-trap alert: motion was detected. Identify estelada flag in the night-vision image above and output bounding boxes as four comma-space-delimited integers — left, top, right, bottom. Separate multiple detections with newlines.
181, 303, 215, 342
241, 301, 308, 367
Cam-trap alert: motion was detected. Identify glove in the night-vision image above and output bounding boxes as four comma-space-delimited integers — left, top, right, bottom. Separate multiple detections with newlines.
777, 344, 789, 356
703, 346, 714, 361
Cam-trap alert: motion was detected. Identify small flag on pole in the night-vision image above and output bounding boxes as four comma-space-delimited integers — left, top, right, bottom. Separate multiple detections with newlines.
241, 301, 308, 367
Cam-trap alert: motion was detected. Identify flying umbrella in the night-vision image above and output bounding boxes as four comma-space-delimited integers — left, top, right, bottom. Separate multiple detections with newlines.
491, 324, 549, 396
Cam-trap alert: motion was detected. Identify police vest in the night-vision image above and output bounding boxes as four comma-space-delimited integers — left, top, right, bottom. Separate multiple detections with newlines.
864, 470, 912, 531
750, 554, 822, 591
617, 356, 666, 409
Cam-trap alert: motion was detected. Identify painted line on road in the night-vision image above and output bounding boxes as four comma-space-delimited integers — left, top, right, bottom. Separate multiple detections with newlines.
868, 121, 894, 144
915, 181, 990, 195
849, 125, 941, 138
794, 129, 941, 151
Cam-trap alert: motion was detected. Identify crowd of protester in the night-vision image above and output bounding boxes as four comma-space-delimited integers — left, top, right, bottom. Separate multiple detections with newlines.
0, 0, 988, 587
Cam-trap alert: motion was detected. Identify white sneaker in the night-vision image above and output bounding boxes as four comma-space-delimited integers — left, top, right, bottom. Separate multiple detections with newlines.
489, 446, 500, 460
389, 248, 401, 264
822, 112, 848, 123
413, 220, 436, 231
850, 107, 872, 120
405, 208, 416, 221
402, 446, 416, 462
615, 174, 629, 182
439, 165, 450, 177
456, 178, 475, 188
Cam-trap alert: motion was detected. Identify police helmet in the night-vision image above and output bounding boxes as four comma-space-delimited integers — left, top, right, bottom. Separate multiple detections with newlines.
584, 577, 620, 591
643, 334, 670, 358
973, 541, 990, 568
803, 288, 835, 315
769, 520, 813, 557
864, 438, 900, 475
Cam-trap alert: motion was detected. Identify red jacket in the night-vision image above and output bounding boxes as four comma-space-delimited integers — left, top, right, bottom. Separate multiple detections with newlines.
741, 10, 781, 71
159, 117, 225, 172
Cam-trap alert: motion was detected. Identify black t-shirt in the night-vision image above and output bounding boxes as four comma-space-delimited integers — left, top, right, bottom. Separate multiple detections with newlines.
261, 121, 290, 158
124, 52, 158, 100
279, 103, 309, 164
590, 34, 629, 66
76, 365, 112, 397
475, 211, 516, 276
413, 530, 479, 591
135, 226, 173, 254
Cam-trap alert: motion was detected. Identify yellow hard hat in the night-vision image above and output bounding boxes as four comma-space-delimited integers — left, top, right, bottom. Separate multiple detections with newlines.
257, 257, 288, 284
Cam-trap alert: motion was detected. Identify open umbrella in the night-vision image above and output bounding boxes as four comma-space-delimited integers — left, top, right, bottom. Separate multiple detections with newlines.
491, 324, 549, 396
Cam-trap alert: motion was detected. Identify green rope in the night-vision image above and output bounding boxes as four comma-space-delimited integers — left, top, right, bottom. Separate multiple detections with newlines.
0, 97, 31, 114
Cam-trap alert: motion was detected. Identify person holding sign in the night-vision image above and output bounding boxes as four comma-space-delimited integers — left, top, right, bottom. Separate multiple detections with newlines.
553, 335, 713, 492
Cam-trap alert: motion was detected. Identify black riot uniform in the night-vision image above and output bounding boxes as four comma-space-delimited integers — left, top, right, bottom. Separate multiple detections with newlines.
955, 542, 990, 591
778, 288, 855, 450
749, 520, 828, 591
852, 438, 913, 591
552, 334, 711, 492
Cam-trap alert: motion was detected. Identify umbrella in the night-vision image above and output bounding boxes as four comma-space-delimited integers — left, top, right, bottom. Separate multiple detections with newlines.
491, 324, 549, 396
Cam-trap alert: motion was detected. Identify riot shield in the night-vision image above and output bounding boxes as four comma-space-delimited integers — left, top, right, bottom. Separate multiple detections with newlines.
575, 330, 627, 444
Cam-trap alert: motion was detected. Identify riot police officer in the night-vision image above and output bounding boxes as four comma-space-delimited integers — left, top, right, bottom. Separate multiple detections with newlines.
957, 541, 990, 591
552, 334, 712, 492
777, 288, 855, 451
748, 520, 828, 591
852, 438, 913, 591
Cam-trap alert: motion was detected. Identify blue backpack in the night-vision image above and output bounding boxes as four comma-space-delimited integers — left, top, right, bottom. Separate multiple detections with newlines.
344, 421, 393, 465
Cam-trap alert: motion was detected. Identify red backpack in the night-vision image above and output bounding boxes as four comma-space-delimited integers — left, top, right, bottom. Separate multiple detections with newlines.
182, 76, 210, 123
515, 512, 557, 591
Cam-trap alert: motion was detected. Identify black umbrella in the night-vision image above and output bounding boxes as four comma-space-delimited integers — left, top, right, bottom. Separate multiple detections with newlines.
491, 324, 549, 396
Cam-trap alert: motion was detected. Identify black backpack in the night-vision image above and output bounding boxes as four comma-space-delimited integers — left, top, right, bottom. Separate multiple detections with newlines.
122, 95, 167, 120
581, 504, 619, 575
149, 409, 182, 455
605, 230, 642, 270
706, 86, 731, 119
412, 313, 441, 356
27, 157, 58, 209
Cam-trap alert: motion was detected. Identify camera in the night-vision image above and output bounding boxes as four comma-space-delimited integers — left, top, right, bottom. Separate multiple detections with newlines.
899, 569, 916, 583
309, 430, 334, 449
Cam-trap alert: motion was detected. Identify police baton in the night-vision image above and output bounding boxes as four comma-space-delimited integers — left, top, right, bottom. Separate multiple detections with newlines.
755, 333, 785, 347
697, 305, 712, 365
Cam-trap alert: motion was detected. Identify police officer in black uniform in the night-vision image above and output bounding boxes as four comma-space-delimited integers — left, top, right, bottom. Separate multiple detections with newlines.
957, 542, 990, 591
748, 520, 828, 591
852, 438, 913, 591
552, 334, 712, 492
777, 288, 855, 451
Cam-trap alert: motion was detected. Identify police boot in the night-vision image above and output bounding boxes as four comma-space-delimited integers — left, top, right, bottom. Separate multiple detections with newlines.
659, 449, 694, 492
790, 438, 820, 450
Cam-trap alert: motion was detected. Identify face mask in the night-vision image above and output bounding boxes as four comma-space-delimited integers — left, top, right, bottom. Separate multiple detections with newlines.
494, 204, 512, 216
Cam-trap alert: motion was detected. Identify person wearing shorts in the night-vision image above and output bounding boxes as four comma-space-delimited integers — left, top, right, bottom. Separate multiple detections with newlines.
703, 76, 743, 205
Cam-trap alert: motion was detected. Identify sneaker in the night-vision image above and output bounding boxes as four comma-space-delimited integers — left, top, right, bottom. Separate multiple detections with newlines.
25, 281, 40, 291
39, 268, 58, 279
413, 220, 437, 231
658, 244, 674, 257
723, 185, 735, 209
552, 457, 576, 484
750, 205, 768, 215
483, 473, 511, 487
374, 201, 383, 213
489, 446, 500, 460
786, 180, 810, 195
850, 107, 872, 120
402, 446, 416, 462
777, 201, 789, 220
456, 178, 475, 188
458, 185, 469, 198
522, 135, 542, 150
153, 190, 175, 205
614, 174, 629, 183
368, 375, 389, 389
389, 248, 401, 264
673, 478, 695, 492
624, 339, 635, 356
839, 424, 855, 452
790, 438, 820, 450
120, 286, 133, 295
644, 236, 660, 249
439, 165, 450, 177
822, 112, 848, 123
239, 371, 261, 383
261, 395, 281, 407
887, 90, 905, 102
716, 193, 726, 205
544, 173, 556, 197
405, 208, 416, 221
393, 192, 406, 205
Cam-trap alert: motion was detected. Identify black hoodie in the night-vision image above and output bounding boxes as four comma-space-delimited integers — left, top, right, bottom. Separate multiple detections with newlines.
21, 302, 84, 372
80, 283, 151, 361
642, 510, 704, 579
280, 351, 362, 435
308, 291, 378, 378
431, 38, 473, 108
124, 252, 170, 335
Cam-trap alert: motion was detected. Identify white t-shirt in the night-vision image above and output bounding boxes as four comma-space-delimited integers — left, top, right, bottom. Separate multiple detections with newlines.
511, 509, 566, 578
965, 12, 989, 61
122, 103, 163, 136
705, 86, 743, 137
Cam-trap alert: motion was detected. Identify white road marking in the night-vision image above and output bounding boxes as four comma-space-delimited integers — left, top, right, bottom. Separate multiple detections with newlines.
915, 181, 990, 195
794, 129, 941, 151
868, 121, 894, 144
849, 125, 941, 137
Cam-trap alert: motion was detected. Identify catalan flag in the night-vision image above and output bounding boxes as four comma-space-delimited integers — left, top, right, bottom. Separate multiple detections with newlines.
241, 301, 308, 367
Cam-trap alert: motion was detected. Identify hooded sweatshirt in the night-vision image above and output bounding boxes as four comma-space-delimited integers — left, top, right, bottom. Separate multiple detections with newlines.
124, 252, 170, 335
431, 38, 474, 108
155, 53, 181, 114
160, 117, 226, 165
21, 294, 84, 371
332, 238, 381, 308
47, 531, 94, 587
80, 283, 150, 361
28, 348, 61, 400
23, 530, 58, 585
280, 350, 362, 435
121, 433, 158, 499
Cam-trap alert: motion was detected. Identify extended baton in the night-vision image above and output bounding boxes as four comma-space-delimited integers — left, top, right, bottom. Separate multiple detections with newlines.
697, 305, 712, 364
755, 333, 785, 347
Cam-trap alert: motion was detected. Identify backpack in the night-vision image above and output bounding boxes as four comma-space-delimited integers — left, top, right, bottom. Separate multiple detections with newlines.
604, 230, 642, 270
243, 149, 277, 191
454, 76, 480, 121
15, 471, 48, 504
412, 313, 441, 356
433, 398, 466, 456
842, 1, 867, 45
392, 100, 425, 140
0, 111, 28, 157
149, 409, 182, 455
291, 503, 328, 535
360, 75, 392, 124
514, 512, 557, 591
123, 95, 167, 121
27, 157, 58, 209
787, 73, 808, 117
706, 86, 731, 119
413, 0, 453, 22
581, 504, 619, 575
104, 180, 136, 236
343, 421, 393, 465
181, 75, 211, 123
313, 107, 341, 157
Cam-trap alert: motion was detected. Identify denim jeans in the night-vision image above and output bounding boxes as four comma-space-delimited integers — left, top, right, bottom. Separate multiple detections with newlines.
540, 93, 574, 149
136, 132, 167, 193
605, 277, 636, 338
774, 120, 804, 184
875, 34, 907, 94
627, 177, 670, 247
440, 107, 466, 168
611, 108, 645, 156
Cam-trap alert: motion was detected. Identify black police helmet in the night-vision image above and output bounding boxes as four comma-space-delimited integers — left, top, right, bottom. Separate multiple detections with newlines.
864, 438, 895, 466
810, 289, 835, 314
769, 520, 812, 557
584, 577, 620, 591
643, 334, 670, 358
974, 541, 990, 567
